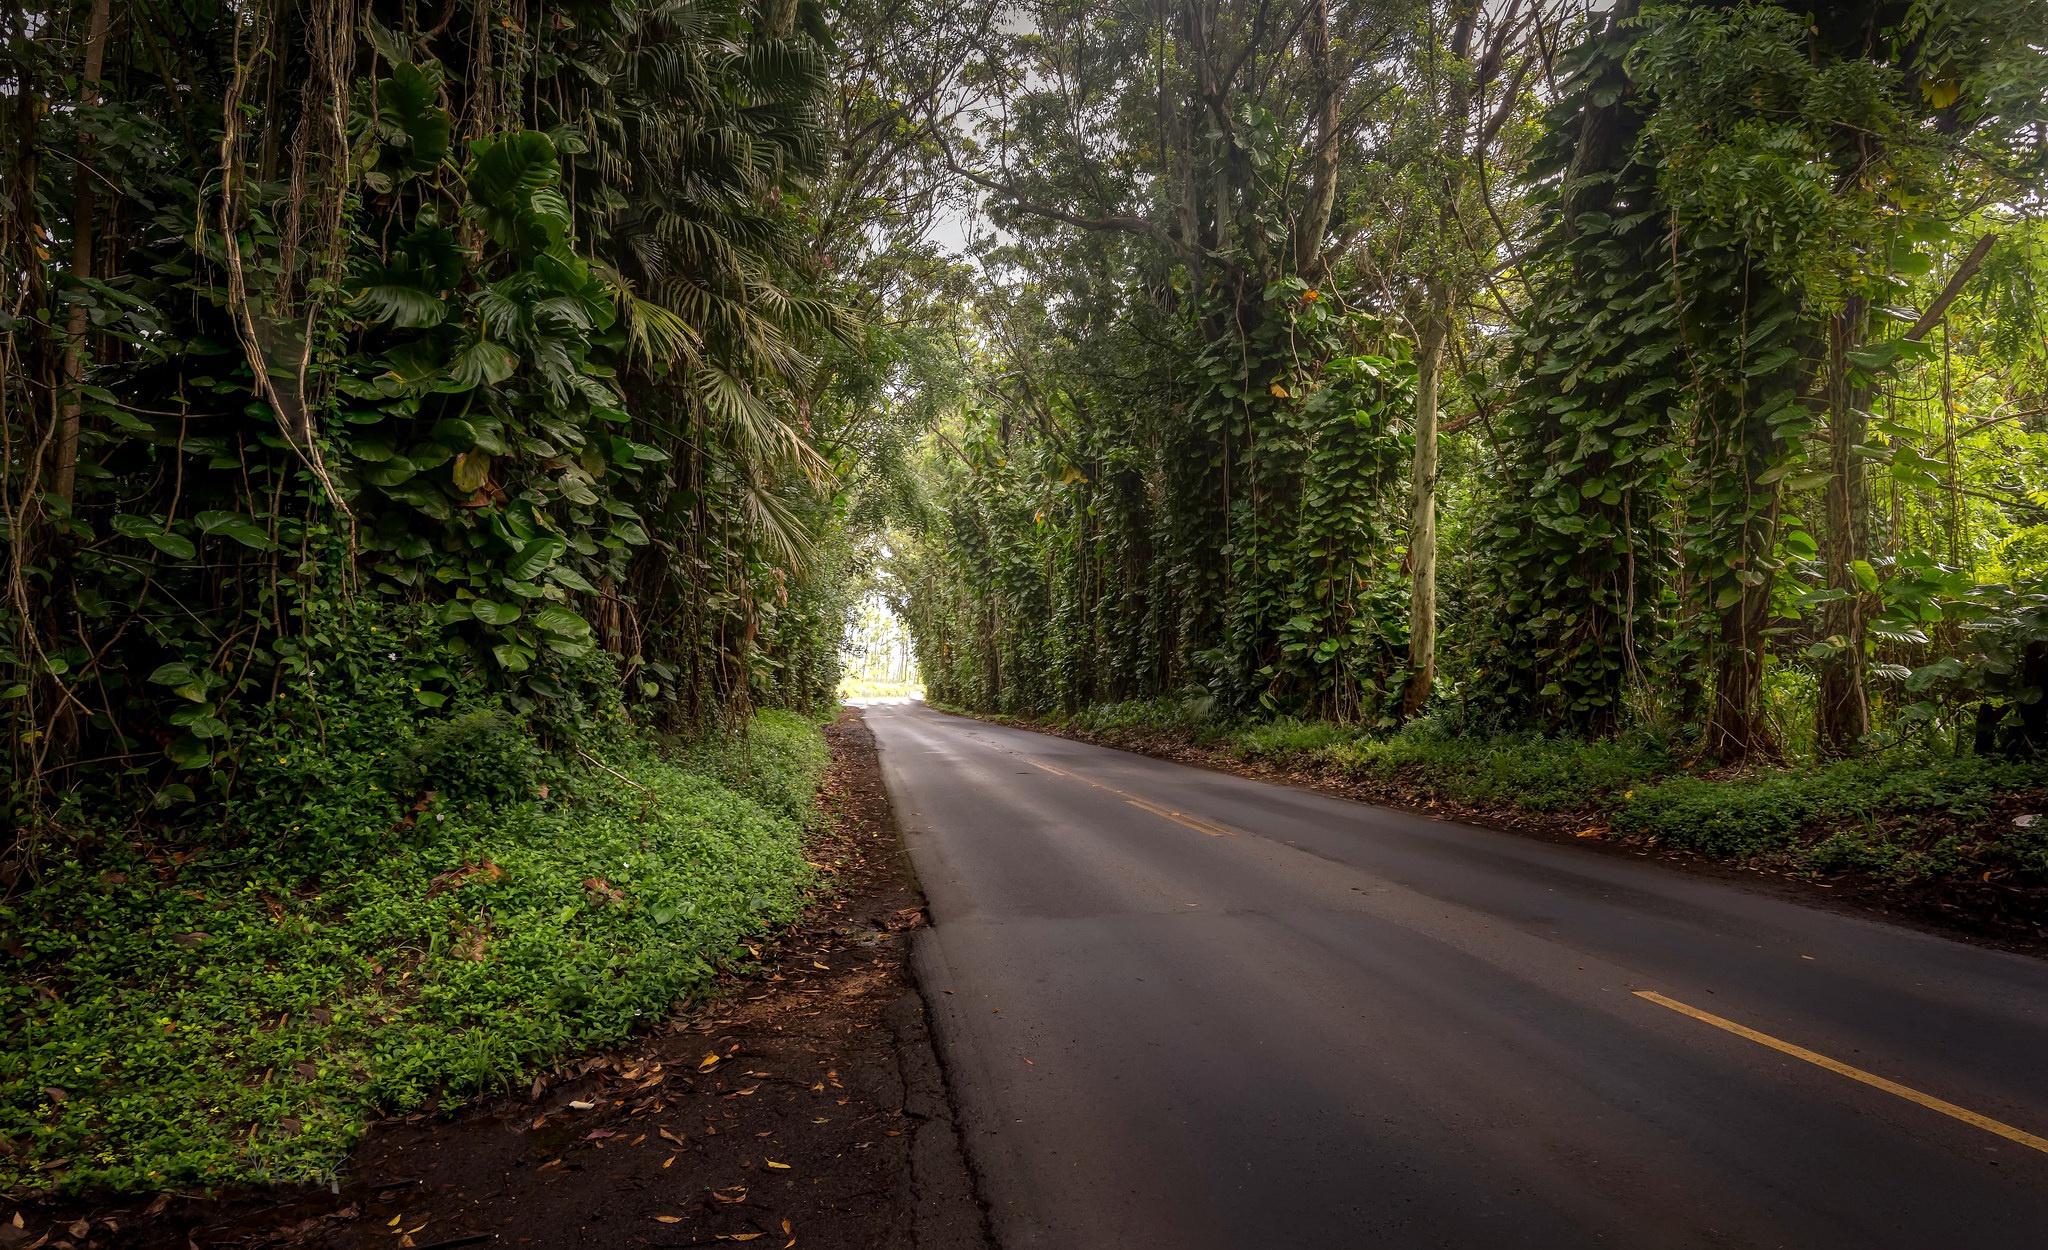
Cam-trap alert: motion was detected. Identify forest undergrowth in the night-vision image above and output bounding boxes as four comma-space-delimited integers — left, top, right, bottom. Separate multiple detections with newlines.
0, 608, 830, 1194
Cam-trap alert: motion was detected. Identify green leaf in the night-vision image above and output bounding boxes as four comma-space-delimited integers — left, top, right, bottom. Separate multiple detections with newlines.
451, 450, 492, 493
450, 340, 518, 389
164, 734, 213, 769
146, 662, 196, 688
376, 60, 452, 173
465, 131, 564, 252
1850, 559, 1880, 593
351, 282, 447, 328
505, 534, 567, 581
470, 600, 522, 626
532, 604, 592, 639
146, 531, 197, 560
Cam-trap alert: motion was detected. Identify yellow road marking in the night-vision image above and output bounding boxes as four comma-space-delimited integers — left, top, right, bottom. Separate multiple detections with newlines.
1635, 990, 2048, 1155
1125, 797, 1235, 836
1007, 743, 1236, 834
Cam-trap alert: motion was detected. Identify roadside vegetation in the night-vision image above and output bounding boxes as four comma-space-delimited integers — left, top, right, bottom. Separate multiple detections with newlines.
11, 0, 2048, 1204
3, 0, 955, 1198
973, 696, 2048, 894
0, 608, 829, 1192
883, 1, 2048, 924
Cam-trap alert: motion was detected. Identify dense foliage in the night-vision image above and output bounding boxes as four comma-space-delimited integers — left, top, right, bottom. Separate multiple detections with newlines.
1, 0, 941, 1195
0, 617, 827, 1190
892, 0, 2048, 771
0, 0, 892, 840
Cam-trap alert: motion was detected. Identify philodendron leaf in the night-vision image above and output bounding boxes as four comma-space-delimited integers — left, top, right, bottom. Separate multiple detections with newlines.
351, 282, 447, 329
505, 534, 567, 581
377, 60, 452, 173
532, 604, 592, 639
451, 450, 492, 492
470, 600, 522, 626
449, 340, 518, 389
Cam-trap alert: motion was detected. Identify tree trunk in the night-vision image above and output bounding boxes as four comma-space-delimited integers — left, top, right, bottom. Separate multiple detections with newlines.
1401, 283, 1449, 719
1290, 0, 1339, 276
1702, 573, 1775, 764
52, 0, 114, 506
1816, 298, 1871, 754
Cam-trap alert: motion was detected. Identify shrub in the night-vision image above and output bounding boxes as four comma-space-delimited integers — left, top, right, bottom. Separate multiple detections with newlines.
0, 647, 831, 1193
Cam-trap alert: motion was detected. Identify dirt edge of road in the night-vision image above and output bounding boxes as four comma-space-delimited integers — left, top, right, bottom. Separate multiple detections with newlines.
934, 705, 2048, 958
2, 708, 993, 1250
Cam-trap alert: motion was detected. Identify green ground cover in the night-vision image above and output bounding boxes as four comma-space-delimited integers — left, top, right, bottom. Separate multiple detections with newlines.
2, 624, 829, 1194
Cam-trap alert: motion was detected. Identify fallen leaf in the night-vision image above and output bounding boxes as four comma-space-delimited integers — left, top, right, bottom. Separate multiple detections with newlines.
698, 1055, 721, 1072
531, 1115, 548, 1129
585, 1129, 618, 1141
654, 1216, 682, 1224
68, 1223, 88, 1239
310, 1007, 333, 1026
388, 1215, 403, 1227
811, 961, 829, 971
723, 1236, 762, 1243
765, 1159, 791, 1170
568, 1100, 595, 1110
711, 1187, 747, 1203
663, 1155, 675, 1169
660, 1128, 687, 1146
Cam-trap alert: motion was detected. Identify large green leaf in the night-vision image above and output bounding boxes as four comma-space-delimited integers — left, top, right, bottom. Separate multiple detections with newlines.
449, 340, 518, 390
376, 61, 452, 175
465, 131, 564, 253
505, 534, 568, 581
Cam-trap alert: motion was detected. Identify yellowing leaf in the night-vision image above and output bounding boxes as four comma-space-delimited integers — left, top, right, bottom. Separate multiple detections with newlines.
1269, 382, 1291, 398
698, 1054, 721, 1071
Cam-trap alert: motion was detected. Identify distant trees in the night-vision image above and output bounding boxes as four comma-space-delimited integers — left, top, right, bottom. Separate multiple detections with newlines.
895, 0, 2048, 763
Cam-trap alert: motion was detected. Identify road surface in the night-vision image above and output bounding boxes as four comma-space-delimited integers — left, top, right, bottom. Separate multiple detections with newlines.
866, 702, 2048, 1248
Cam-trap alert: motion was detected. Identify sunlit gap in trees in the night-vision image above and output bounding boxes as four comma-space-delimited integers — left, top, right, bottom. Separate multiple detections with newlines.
840, 590, 924, 704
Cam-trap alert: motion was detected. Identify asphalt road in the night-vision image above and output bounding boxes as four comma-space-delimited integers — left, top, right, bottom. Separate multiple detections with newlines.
865, 702, 2048, 1249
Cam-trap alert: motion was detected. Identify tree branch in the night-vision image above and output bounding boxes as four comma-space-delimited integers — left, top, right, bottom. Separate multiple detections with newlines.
1904, 232, 1996, 342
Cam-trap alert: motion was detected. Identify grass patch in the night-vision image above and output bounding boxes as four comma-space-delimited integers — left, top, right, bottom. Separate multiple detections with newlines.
2, 620, 830, 1195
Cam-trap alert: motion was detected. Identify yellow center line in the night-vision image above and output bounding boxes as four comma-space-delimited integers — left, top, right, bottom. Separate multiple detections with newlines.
1125, 796, 1235, 837
1013, 749, 1238, 835
1635, 990, 2048, 1156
